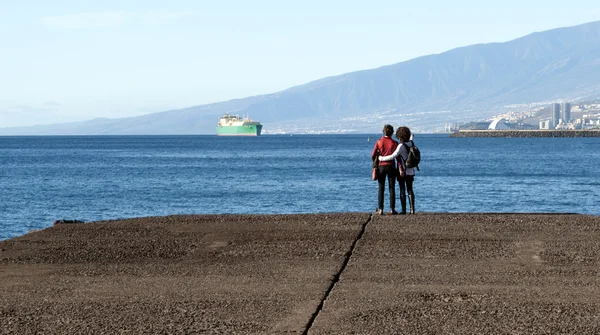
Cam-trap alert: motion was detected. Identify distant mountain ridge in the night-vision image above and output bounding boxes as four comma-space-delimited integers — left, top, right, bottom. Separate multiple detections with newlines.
3, 20, 600, 135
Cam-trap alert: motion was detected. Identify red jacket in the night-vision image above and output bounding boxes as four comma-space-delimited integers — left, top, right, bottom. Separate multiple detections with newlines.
371, 136, 398, 166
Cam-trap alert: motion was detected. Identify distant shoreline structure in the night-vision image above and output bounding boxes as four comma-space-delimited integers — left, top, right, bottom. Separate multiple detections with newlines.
450, 130, 600, 138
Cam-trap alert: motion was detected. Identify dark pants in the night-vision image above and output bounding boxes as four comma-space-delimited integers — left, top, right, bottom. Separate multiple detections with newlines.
398, 175, 415, 212
377, 165, 396, 210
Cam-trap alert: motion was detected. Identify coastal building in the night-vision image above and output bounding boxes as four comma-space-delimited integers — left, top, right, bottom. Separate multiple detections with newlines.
562, 102, 572, 122
551, 103, 561, 128
579, 117, 600, 128
539, 119, 551, 130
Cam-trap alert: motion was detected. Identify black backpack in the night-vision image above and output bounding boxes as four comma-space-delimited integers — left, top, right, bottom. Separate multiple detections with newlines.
404, 140, 420, 171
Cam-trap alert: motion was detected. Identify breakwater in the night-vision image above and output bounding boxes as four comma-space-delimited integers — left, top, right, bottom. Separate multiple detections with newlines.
450, 129, 600, 138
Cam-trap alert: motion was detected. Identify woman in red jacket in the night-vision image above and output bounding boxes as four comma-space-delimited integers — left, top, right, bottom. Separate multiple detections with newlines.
371, 124, 399, 215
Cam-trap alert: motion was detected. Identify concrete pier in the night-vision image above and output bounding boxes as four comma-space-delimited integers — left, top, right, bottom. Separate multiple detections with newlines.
1, 213, 600, 334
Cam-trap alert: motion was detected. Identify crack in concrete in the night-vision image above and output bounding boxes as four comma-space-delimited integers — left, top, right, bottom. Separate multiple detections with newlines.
302, 213, 373, 335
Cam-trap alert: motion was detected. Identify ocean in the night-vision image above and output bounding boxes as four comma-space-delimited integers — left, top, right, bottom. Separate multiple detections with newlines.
1, 134, 599, 240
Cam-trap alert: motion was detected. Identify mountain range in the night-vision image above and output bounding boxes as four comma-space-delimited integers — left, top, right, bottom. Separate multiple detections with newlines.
3, 20, 600, 135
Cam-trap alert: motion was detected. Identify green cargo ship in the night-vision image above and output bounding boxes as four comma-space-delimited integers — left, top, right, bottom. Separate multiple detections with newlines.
216, 113, 263, 136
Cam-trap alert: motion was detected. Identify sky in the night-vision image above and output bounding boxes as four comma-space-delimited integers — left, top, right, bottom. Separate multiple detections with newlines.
1, 0, 600, 127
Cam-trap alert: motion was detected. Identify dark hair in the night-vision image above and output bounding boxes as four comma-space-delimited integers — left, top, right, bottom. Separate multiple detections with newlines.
396, 126, 411, 142
382, 124, 394, 137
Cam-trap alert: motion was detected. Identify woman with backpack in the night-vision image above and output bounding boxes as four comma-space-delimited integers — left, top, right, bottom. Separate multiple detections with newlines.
371, 124, 399, 215
378, 126, 416, 214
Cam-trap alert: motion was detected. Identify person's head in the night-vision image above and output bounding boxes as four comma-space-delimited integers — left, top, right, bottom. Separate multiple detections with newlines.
382, 124, 394, 137
396, 126, 411, 142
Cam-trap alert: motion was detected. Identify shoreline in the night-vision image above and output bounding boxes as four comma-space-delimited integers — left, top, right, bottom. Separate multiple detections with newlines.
450, 129, 600, 137
2, 213, 600, 333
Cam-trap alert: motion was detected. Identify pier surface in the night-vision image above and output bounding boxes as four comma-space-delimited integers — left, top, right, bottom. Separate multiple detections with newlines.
1, 213, 600, 334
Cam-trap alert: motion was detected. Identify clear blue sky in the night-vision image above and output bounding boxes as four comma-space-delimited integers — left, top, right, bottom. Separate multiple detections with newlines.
1, 0, 599, 127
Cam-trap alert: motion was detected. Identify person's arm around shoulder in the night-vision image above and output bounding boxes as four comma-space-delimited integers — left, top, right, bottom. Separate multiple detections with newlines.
378, 141, 400, 161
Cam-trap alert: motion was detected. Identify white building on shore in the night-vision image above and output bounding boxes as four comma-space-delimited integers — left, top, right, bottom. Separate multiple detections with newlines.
539, 118, 552, 130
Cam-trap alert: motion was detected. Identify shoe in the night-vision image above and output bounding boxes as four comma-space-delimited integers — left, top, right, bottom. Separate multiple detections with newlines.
390, 209, 398, 215
374, 209, 383, 215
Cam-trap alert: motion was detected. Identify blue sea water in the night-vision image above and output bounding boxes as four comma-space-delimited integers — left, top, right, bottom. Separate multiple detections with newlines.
1, 134, 599, 240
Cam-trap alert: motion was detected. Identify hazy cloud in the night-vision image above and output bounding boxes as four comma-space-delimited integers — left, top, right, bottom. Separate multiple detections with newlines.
42, 101, 61, 108
42, 11, 192, 29
0, 103, 64, 127
4, 103, 59, 115
141, 11, 193, 24
42, 12, 129, 29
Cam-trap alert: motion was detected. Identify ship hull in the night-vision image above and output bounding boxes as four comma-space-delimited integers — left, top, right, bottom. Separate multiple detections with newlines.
216, 124, 262, 136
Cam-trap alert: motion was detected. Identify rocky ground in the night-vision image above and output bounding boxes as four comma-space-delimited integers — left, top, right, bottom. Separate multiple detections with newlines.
1, 213, 599, 334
